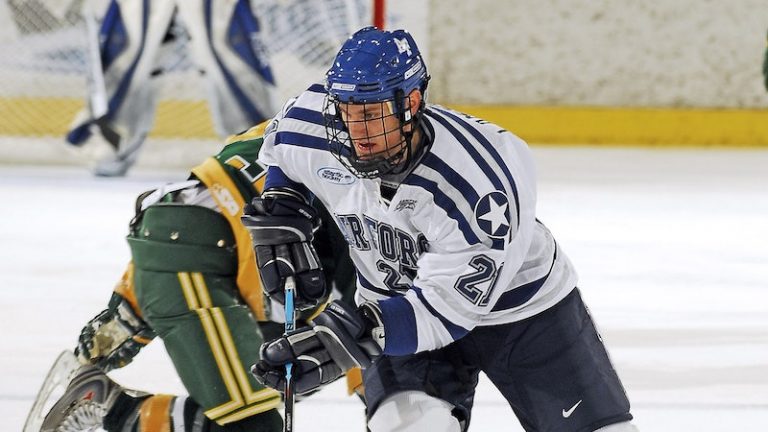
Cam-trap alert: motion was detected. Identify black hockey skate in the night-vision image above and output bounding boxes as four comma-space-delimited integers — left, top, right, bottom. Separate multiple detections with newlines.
38, 363, 142, 432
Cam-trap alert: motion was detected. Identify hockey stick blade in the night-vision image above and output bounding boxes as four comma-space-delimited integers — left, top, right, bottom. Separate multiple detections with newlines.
23, 350, 80, 432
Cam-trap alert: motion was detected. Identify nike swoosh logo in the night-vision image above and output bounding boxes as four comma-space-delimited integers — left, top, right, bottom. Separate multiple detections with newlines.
562, 399, 583, 418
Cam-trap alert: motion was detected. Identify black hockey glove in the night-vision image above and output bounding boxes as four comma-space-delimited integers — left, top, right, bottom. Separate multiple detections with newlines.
75, 293, 156, 372
251, 300, 385, 395
241, 188, 330, 311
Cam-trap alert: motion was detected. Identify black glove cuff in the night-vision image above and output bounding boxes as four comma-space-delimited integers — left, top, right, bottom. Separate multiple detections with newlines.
311, 301, 383, 370
257, 188, 319, 224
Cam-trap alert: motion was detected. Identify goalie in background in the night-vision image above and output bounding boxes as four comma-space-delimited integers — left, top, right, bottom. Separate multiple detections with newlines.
29, 122, 357, 432
66, 0, 279, 177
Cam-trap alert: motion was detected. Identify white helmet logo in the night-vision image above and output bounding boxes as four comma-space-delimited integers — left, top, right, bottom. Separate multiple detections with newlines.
331, 82, 356, 91
394, 38, 412, 56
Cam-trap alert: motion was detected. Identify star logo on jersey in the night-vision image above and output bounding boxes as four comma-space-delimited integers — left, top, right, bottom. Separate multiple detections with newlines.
474, 191, 510, 238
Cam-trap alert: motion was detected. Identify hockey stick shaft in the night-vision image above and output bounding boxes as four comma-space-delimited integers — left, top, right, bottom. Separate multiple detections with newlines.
283, 276, 296, 432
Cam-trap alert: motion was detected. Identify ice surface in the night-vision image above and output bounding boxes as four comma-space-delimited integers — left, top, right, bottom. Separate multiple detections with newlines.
1, 146, 767, 431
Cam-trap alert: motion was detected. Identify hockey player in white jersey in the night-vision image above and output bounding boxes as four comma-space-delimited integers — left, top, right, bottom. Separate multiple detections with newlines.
242, 27, 640, 431
67, 0, 279, 176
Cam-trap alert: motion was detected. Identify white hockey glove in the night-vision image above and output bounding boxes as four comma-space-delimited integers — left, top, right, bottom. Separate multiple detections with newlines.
241, 188, 330, 311
75, 293, 155, 372
251, 300, 384, 395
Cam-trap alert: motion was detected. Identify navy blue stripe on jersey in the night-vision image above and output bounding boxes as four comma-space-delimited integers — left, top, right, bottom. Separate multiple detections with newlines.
422, 114, 437, 141
433, 107, 521, 228
418, 153, 504, 250
274, 131, 330, 151
412, 286, 470, 341
492, 241, 558, 311
378, 296, 418, 355
427, 109, 506, 193
357, 272, 401, 298
263, 166, 313, 200
404, 174, 484, 247
420, 153, 480, 206
284, 106, 327, 126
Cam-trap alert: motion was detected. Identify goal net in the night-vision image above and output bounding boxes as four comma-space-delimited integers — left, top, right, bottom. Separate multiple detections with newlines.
0, 0, 372, 166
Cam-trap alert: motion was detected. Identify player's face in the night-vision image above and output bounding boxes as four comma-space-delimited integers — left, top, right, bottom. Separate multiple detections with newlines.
338, 101, 405, 161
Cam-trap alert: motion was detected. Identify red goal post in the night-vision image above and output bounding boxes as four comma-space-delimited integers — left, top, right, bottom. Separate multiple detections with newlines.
373, 0, 386, 29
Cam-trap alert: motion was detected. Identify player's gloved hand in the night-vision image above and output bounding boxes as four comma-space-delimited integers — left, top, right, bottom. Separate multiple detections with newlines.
241, 188, 330, 310
75, 293, 156, 372
251, 300, 384, 395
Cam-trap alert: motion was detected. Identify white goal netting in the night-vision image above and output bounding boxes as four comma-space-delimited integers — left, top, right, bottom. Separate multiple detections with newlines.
0, 0, 370, 154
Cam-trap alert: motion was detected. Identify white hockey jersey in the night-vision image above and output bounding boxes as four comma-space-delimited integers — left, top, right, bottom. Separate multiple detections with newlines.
259, 84, 578, 355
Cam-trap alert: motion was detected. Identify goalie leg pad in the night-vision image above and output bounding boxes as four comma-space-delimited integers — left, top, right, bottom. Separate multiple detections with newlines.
68, 0, 176, 176
367, 391, 463, 432
65, 0, 128, 147
98, 0, 176, 123
226, 0, 275, 84
177, 0, 279, 135
100, 0, 130, 70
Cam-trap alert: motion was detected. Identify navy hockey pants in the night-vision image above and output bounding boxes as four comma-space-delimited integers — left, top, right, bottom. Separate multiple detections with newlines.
363, 288, 633, 432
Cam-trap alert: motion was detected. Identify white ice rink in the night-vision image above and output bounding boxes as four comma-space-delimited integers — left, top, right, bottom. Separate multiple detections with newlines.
1, 146, 767, 431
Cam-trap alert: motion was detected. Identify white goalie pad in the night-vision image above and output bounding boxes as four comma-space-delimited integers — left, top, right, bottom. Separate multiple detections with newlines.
67, 0, 177, 175
176, 0, 280, 136
23, 350, 81, 432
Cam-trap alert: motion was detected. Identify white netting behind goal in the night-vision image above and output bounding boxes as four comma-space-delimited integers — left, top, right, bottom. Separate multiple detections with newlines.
0, 0, 370, 153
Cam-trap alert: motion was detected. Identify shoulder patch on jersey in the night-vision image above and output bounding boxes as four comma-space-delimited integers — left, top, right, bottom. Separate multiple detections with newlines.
317, 167, 356, 185
474, 191, 510, 238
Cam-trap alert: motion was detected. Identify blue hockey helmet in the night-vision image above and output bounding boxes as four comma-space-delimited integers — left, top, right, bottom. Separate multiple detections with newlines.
324, 27, 430, 178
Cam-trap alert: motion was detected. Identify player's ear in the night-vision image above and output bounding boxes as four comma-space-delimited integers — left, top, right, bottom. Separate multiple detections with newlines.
407, 89, 422, 114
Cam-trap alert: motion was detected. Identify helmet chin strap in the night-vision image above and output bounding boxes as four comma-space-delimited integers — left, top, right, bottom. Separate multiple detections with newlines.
385, 89, 422, 173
